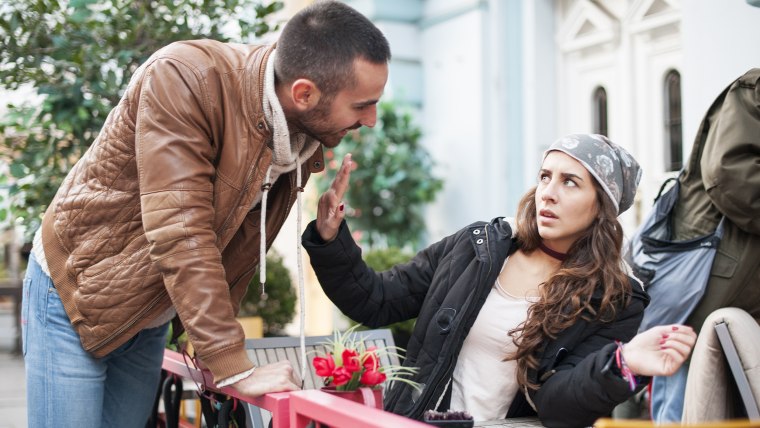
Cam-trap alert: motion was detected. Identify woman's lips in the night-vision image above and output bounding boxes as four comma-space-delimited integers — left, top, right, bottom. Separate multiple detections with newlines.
539, 209, 558, 219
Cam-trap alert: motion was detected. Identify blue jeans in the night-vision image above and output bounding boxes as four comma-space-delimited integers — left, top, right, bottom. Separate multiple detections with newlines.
22, 253, 169, 428
650, 365, 689, 423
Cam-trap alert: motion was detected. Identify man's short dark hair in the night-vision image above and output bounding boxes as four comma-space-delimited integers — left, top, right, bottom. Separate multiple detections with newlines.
275, 0, 391, 98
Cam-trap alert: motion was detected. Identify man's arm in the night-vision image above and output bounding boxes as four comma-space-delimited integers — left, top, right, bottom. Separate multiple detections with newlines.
136, 55, 247, 381
701, 68, 760, 235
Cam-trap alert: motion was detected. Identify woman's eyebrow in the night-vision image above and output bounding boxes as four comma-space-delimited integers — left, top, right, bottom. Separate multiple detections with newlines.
560, 172, 584, 181
541, 169, 584, 182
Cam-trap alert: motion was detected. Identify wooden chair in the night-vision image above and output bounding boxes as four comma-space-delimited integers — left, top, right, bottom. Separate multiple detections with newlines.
242, 328, 399, 428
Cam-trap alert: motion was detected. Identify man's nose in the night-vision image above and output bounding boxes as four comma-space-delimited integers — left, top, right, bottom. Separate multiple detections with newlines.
360, 105, 378, 128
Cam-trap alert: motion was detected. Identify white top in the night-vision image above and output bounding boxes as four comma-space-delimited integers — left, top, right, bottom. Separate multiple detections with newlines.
450, 260, 534, 421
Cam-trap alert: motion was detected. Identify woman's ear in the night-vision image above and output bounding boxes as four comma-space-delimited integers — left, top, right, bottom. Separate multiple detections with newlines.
290, 78, 322, 112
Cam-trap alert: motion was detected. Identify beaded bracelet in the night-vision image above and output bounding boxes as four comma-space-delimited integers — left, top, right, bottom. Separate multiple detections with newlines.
614, 340, 638, 391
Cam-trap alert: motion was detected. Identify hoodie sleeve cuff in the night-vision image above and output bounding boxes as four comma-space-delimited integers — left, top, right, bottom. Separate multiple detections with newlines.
202, 344, 256, 385
217, 367, 257, 387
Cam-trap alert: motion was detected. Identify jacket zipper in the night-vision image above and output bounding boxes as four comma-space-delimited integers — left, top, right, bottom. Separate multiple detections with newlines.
218, 43, 273, 243
217, 140, 268, 244
410, 224, 496, 418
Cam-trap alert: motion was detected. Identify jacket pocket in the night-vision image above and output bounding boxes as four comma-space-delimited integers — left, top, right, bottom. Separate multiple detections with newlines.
711, 248, 738, 279
435, 308, 457, 334
76, 236, 149, 279
539, 347, 568, 382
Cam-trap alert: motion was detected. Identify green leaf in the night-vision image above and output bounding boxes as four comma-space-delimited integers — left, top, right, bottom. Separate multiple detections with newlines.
70, 9, 91, 23
9, 162, 27, 178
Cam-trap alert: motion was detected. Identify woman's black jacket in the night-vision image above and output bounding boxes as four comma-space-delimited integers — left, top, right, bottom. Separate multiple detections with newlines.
302, 217, 650, 428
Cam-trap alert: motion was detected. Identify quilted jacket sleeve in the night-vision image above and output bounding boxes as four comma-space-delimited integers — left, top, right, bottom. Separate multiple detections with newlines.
136, 56, 253, 381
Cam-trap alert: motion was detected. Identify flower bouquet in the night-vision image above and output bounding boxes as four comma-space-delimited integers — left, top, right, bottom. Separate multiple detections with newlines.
312, 325, 420, 408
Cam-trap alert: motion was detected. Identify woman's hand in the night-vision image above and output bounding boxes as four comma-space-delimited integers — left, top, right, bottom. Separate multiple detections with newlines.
316, 154, 353, 242
621, 324, 697, 377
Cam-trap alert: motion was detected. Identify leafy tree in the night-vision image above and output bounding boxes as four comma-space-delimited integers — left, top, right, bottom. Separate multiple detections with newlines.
320, 101, 443, 251
0, 0, 283, 238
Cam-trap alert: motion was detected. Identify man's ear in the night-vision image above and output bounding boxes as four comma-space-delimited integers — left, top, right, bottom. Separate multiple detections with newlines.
291, 78, 322, 112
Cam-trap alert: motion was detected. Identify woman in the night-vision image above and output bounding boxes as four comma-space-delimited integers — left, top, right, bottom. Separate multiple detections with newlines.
303, 134, 696, 427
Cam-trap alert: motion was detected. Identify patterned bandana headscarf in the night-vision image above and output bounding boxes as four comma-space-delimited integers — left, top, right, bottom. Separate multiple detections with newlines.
544, 134, 642, 215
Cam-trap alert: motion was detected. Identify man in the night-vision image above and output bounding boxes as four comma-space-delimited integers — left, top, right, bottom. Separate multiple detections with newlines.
650, 68, 760, 422
21, 1, 390, 426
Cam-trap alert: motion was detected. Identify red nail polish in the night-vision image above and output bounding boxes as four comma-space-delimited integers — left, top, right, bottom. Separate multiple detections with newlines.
672, 326, 679, 331
339, 203, 344, 212
659, 339, 666, 345
662, 334, 670, 339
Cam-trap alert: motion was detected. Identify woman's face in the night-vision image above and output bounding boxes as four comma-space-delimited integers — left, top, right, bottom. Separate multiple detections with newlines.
535, 151, 600, 252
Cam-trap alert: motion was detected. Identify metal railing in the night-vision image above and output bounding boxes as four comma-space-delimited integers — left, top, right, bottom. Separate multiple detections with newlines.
161, 349, 432, 428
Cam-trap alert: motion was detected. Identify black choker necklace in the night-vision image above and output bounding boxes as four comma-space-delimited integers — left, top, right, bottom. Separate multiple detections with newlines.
539, 242, 568, 262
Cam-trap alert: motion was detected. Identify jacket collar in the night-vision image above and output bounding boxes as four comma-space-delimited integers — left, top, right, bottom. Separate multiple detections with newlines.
243, 43, 324, 174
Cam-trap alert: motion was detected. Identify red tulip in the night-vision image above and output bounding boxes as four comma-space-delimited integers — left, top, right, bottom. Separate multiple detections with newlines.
313, 355, 336, 378
332, 366, 352, 386
360, 369, 386, 386
363, 352, 379, 371
342, 349, 360, 373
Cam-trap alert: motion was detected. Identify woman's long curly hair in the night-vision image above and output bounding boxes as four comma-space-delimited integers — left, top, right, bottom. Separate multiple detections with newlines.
507, 179, 631, 391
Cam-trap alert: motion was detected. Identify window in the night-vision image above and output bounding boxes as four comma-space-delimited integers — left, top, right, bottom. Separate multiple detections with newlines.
592, 86, 608, 136
664, 70, 683, 171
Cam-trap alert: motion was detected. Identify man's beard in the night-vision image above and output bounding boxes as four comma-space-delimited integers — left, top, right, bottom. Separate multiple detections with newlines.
295, 100, 360, 148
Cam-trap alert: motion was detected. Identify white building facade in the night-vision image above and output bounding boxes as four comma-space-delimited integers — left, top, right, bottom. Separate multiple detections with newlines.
345, 0, 760, 239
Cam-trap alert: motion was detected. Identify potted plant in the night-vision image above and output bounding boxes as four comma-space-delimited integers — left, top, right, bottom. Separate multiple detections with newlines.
312, 325, 420, 408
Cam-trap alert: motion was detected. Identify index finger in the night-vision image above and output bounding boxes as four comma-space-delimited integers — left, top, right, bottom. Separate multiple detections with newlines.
330, 153, 353, 202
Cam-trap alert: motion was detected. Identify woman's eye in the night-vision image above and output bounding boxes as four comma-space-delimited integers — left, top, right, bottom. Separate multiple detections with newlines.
564, 179, 577, 187
539, 174, 550, 183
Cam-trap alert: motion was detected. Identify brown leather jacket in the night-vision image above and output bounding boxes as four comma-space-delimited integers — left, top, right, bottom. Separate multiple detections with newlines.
40, 40, 324, 382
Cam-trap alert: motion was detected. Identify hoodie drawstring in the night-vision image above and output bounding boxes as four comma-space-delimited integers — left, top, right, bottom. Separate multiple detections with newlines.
258, 160, 308, 386
259, 164, 273, 300
295, 160, 307, 385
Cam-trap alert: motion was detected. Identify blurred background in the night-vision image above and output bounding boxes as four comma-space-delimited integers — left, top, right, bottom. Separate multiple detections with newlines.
281, 0, 760, 337
1, 1, 760, 424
